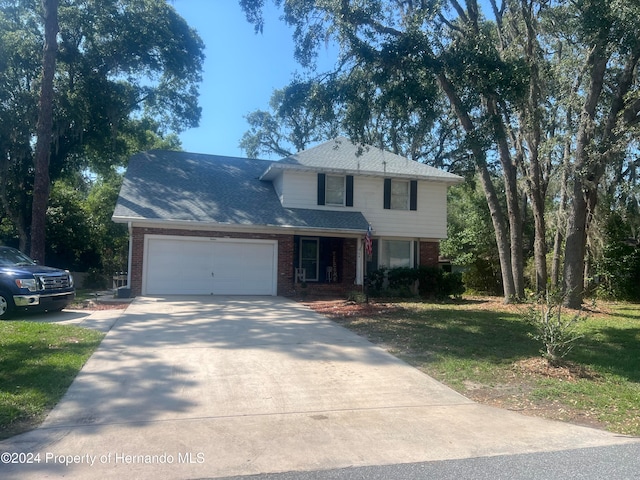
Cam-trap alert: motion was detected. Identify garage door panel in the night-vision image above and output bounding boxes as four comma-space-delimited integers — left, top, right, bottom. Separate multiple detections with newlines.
213, 243, 275, 295
144, 236, 276, 296
146, 239, 214, 295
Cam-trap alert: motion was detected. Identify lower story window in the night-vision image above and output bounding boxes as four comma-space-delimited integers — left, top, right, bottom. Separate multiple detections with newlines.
299, 237, 319, 281
379, 240, 413, 268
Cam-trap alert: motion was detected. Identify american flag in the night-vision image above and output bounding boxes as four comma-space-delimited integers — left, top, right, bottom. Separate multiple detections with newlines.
365, 225, 373, 257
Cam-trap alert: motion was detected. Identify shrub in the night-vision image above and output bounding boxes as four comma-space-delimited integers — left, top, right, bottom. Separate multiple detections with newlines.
441, 271, 465, 299
387, 267, 418, 290
365, 267, 387, 296
366, 266, 465, 300
524, 290, 586, 366
461, 258, 503, 295
346, 290, 367, 303
416, 266, 440, 298
84, 268, 109, 289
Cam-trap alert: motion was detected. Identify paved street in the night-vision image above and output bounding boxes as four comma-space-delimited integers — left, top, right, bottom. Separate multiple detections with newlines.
215, 443, 640, 480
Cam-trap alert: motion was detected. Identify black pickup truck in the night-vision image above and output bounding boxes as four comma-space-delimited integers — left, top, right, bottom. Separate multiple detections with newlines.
0, 246, 75, 319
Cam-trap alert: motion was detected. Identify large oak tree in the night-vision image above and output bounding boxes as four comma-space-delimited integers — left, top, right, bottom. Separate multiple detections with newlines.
239, 0, 640, 306
0, 0, 204, 255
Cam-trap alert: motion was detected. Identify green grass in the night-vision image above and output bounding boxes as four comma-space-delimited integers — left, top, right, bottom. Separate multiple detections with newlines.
330, 299, 640, 435
0, 321, 104, 439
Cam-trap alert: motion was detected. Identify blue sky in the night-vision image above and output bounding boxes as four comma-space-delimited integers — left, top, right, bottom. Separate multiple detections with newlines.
172, 1, 337, 159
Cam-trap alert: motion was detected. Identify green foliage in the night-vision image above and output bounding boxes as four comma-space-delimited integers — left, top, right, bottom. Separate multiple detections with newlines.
366, 267, 387, 296
346, 290, 368, 303
367, 266, 465, 300
441, 183, 502, 295
366, 267, 417, 298
387, 267, 418, 290
240, 81, 341, 158
416, 266, 465, 300
40, 174, 128, 274
0, 0, 204, 249
415, 266, 439, 297
594, 212, 640, 301
46, 180, 96, 270
441, 271, 466, 299
239, 0, 640, 307
84, 268, 109, 290
83, 175, 129, 275
524, 290, 586, 365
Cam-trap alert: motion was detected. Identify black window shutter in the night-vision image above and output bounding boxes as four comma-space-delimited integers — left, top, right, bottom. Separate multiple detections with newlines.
346, 175, 354, 206
383, 178, 391, 209
317, 173, 326, 205
410, 180, 418, 211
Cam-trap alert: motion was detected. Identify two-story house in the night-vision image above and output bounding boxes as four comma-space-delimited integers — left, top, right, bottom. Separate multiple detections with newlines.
112, 137, 462, 297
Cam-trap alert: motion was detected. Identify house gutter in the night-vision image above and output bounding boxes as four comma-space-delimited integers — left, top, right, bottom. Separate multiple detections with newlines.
111, 217, 369, 237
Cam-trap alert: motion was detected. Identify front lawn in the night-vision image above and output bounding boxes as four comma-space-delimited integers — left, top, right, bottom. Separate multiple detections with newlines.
0, 321, 104, 440
308, 298, 640, 436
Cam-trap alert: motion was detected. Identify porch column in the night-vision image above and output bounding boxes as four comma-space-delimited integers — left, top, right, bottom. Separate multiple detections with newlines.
356, 237, 363, 285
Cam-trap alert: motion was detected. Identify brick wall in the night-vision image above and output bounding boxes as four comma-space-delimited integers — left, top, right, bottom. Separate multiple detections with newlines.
129, 227, 367, 298
342, 238, 358, 285
129, 227, 295, 296
419, 241, 440, 267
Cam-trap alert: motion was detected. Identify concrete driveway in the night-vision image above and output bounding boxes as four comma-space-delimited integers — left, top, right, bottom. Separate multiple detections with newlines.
1, 296, 637, 479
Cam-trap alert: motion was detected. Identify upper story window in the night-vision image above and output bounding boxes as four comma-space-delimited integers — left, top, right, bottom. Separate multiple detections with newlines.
391, 180, 409, 210
384, 178, 418, 211
325, 175, 345, 206
317, 173, 354, 207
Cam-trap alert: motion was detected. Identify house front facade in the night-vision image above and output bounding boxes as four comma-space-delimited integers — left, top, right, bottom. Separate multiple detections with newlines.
112, 137, 462, 297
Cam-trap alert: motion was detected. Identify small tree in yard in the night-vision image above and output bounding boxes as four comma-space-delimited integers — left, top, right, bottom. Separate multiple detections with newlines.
525, 290, 587, 366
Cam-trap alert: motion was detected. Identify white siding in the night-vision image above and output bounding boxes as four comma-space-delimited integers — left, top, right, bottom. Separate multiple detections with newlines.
354, 176, 448, 239
272, 173, 284, 203
277, 170, 448, 239
280, 170, 319, 208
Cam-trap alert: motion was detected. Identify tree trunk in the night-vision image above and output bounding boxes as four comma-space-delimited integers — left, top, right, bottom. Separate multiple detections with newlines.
531, 194, 547, 291
30, 0, 58, 263
437, 72, 517, 301
563, 39, 640, 307
551, 140, 570, 288
486, 96, 524, 299
563, 180, 589, 308
563, 48, 608, 308
522, 5, 547, 294
475, 159, 517, 300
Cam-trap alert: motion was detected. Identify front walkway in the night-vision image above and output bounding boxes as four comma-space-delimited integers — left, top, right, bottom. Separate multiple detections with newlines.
1, 296, 636, 479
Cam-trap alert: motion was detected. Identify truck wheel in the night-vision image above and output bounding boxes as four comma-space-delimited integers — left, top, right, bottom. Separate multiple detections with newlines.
0, 292, 14, 320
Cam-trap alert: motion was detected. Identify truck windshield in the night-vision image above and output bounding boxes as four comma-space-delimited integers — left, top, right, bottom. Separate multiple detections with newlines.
0, 248, 37, 267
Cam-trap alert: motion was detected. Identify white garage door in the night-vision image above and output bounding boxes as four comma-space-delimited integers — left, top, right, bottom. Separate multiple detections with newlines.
144, 236, 277, 295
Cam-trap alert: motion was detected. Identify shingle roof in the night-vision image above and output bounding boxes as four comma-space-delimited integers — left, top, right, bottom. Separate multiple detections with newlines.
112, 150, 370, 233
260, 136, 463, 182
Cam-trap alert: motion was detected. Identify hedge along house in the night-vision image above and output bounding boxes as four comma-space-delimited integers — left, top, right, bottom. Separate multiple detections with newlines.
112, 137, 462, 297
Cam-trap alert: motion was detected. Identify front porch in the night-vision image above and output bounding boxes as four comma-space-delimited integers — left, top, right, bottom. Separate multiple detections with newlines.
285, 235, 442, 298
291, 235, 359, 297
